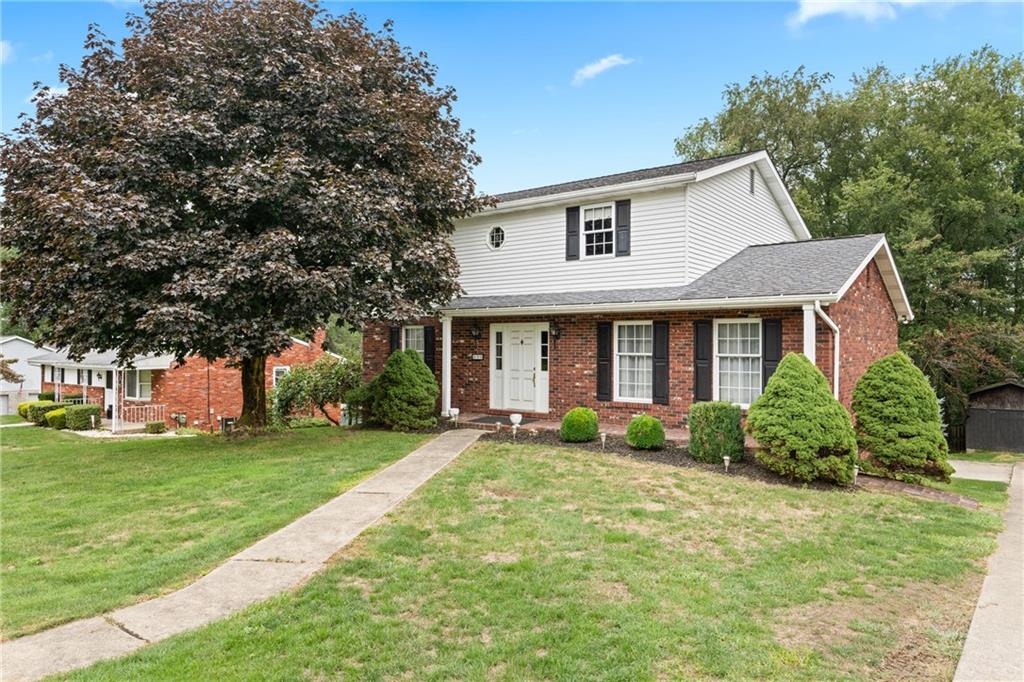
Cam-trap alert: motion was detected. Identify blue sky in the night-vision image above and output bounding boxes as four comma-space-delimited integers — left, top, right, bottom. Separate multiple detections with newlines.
1, 1, 1020, 194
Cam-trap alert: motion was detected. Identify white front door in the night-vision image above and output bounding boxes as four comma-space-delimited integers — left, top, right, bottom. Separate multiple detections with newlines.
490, 322, 549, 413
506, 328, 537, 412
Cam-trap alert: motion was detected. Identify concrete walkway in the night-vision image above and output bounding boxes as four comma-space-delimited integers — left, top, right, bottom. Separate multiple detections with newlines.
950, 459, 1015, 483
0, 421, 32, 428
954, 462, 1024, 681
2, 428, 484, 681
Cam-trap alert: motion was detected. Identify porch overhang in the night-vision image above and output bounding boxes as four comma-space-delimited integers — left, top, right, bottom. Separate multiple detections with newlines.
438, 293, 838, 318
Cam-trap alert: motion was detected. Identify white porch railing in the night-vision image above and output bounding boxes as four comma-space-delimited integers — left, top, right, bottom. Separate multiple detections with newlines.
122, 404, 166, 424
64, 396, 103, 406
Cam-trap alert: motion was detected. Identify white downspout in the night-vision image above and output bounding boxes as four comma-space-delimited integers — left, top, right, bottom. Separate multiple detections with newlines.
112, 368, 120, 434
814, 301, 840, 400
441, 315, 452, 417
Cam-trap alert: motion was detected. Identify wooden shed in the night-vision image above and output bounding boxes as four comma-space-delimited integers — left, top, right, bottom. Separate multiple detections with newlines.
966, 381, 1024, 453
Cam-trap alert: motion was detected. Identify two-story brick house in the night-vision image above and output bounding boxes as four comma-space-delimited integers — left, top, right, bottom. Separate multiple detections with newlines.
363, 151, 912, 427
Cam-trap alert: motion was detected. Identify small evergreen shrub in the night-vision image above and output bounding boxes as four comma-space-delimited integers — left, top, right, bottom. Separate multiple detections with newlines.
28, 401, 63, 425
145, 421, 168, 434
626, 414, 666, 450
45, 407, 67, 430
37, 391, 55, 401
65, 404, 102, 431
357, 349, 438, 431
560, 407, 599, 442
689, 401, 744, 463
746, 353, 857, 485
852, 351, 953, 482
343, 383, 373, 424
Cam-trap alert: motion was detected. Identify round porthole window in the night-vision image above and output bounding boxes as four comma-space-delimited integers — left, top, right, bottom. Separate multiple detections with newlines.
488, 226, 505, 250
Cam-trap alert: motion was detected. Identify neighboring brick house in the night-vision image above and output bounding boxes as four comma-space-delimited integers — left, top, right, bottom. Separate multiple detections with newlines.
28, 330, 335, 430
363, 151, 912, 427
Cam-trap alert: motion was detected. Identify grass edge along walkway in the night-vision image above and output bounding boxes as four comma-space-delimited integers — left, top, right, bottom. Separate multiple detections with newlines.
1, 429, 485, 682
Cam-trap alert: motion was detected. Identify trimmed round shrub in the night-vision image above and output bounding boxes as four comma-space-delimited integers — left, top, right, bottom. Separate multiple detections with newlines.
560, 407, 599, 442
27, 401, 62, 425
360, 349, 438, 431
852, 351, 953, 482
689, 401, 744, 463
626, 414, 666, 450
746, 353, 857, 485
65, 404, 102, 431
45, 407, 67, 430
37, 391, 55, 402
145, 421, 168, 434
17, 400, 39, 419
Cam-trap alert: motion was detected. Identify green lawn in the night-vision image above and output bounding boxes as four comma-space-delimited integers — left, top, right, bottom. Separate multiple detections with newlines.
1, 425, 426, 638
64, 441, 1004, 681
950, 450, 1024, 463
930, 478, 1011, 511
0, 414, 27, 424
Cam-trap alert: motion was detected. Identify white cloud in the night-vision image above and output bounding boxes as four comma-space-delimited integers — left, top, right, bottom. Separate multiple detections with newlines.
788, 1, 966, 27
1, 41, 12, 65
25, 86, 68, 103
571, 54, 635, 87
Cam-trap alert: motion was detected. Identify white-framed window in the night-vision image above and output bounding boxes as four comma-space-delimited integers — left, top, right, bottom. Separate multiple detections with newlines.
273, 366, 290, 386
125, 369, 153, 400
614, 321, 653, 403
403, 325, 425, 361
714, 319, 762, 408
487, 226, 505, 250
582, 203, 614, 257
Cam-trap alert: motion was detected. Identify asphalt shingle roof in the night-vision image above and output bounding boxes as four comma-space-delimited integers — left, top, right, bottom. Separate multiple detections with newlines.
443, 234, 884, 311
491, 152, 755, 203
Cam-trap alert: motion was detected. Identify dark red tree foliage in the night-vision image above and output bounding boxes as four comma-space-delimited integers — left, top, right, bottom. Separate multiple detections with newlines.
1, 0, 487, 427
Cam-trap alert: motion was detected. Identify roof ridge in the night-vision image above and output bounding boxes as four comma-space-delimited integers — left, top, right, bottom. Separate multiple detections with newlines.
746, 233, 883, 249
490, 151, 760, 201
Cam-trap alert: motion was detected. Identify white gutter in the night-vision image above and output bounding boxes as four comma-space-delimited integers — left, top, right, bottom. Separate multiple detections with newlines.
814, 300, 841, 400
442, 293, 839, 318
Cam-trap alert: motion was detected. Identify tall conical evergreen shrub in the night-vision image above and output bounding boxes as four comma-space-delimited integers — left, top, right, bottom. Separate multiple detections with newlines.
852, 351, 952, 482
746, 352, 857, 485
365, 349, 438, 431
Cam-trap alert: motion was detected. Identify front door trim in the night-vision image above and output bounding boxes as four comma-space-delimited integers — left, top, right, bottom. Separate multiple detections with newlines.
489, 322, 549, 413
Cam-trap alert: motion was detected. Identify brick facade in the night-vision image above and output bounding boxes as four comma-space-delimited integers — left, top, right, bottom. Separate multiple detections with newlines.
829, 260, 899, 407
41, 330, 337, 430
362, 261, 899, 426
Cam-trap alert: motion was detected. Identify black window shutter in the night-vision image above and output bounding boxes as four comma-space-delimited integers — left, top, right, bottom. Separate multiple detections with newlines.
566, 206, 580, 261
693, 320, 712, 402
105, 371, 113, 390
389, 326, 401, 355
87, 370, 93, 385
652, 320, 669, 404
423, 326, 436, 373
615, 199, 631, 257
762, 319, 783, 390
596, 322, 612, 401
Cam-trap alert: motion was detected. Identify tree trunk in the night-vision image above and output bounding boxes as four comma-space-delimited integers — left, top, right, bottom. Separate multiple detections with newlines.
318, 403, 340, 426
238, 354, 267, 429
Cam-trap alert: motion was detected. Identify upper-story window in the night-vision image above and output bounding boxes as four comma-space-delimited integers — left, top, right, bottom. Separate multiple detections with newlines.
487, 226, 505, 250
582, 204, 614, 257
403, 325, 425, 361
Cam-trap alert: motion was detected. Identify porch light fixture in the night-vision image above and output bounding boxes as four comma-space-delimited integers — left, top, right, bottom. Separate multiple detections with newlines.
469, 322, 482, 340
550, 321, 562, 340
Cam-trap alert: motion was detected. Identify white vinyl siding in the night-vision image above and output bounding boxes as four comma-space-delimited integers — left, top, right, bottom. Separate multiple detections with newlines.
714, 320, 762, 407
125, 369, 152, 400
614, 322, 653, 403
452, 188, 687, 296
687, 166, 796, 281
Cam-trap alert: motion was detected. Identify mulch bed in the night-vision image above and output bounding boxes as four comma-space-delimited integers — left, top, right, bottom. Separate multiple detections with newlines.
476, 427, 846, 492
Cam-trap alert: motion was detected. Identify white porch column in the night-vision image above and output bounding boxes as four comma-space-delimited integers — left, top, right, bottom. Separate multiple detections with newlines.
441, 315, 453, 416
802, 304, 817, 366
111, 368, 120, 434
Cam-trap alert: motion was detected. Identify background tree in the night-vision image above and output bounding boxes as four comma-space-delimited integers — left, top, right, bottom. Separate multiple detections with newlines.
1, 0, 486, 428
676, 47, 1024, 427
